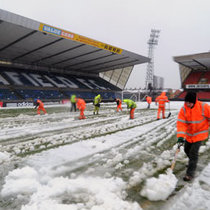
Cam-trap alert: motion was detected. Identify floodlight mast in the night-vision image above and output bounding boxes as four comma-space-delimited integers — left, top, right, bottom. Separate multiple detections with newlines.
145, 29, 160, 91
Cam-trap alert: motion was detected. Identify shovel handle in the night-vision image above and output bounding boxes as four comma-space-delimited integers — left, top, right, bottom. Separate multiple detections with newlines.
170, 148, 180, 171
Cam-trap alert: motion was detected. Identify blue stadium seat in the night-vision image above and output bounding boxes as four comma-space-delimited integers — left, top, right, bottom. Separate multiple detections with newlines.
16, 89, 65, 100
0, 88, 18, 100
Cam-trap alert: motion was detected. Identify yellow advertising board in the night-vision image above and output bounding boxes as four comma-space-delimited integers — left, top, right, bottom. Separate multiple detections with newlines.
39, 23, 123, 54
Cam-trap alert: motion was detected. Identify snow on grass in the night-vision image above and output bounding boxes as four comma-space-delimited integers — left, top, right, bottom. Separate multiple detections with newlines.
1, 166, 40, 197
1, 166, 142, 210
163, 163, 210, 210
1, 101, 210, 210
0, 151, 10, 163
140, 169, 178, 201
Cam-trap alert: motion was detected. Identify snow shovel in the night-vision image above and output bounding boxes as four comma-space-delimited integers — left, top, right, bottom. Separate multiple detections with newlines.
167, 103, 171, 118
170, 143, 183, 171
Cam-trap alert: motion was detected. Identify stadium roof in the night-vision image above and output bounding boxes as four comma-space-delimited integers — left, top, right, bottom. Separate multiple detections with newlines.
0, 9, 149, 75
174, 52, 210, 71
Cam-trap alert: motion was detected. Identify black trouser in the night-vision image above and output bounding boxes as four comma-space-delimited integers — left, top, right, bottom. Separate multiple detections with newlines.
70, 102, 76, 112
184, 140, 202, 177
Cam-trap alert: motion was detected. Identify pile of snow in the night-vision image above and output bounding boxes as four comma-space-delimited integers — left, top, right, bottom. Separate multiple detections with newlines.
1, 166, 142, 210
140, 169, 178, 201
0, 151, 11, 163
1, 166, 40, 197
167, 163, 210, 210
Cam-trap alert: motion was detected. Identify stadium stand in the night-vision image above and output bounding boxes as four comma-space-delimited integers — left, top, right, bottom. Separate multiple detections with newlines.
16, 89, 65, 100
0, 9, 149, 107
197, 91, 210, 99
177, 90, 210, 101
174, 52, 210, 101
202, 72, 210, 83
177, 91, 187, 100
0, 88, 18, 100
0, 66, 120, 101
183, 71, 203, 85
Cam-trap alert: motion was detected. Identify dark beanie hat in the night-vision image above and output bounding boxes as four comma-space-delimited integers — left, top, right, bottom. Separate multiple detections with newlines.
185, 91, 197, 104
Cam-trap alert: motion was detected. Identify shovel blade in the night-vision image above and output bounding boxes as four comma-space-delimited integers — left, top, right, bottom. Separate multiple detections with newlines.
167, 112, 171, 118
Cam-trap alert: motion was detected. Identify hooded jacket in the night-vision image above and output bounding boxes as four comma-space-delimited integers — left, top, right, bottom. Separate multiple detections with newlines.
94, 94, 101, 105
155, 92, 169, 108
36, 99, 44, 107
76, 98, 86, 110
123, 99, 137, 109
177, 100, 210, 143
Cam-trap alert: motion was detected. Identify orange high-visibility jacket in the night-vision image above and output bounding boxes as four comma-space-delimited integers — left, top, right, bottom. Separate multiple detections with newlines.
76, 98, 86, 110
37, 99, 44, 107
177, 100, 210, 143
155, 92, 169, 108
146, 96, 152, 104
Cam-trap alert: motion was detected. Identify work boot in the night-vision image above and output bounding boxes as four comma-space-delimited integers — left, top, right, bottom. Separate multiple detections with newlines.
183, 175, 193, 181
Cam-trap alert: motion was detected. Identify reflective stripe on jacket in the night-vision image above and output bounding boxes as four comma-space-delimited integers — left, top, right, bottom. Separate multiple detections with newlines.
177, 100, 210, 143
155, 92, 169, 108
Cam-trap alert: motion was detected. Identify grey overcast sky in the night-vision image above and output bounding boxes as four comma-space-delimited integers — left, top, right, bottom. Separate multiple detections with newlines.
1, 0, 210, 89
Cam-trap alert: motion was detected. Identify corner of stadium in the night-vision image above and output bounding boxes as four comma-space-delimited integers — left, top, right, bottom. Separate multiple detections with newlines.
173, 52, 210, 101
0, 9, 150, 108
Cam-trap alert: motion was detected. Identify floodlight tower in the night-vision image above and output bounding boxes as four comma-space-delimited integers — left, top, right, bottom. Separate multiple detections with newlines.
145, 29, 160, 90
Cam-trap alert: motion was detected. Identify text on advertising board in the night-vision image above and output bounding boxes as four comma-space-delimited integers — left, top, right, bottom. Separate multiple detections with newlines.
39, 23, 123, 54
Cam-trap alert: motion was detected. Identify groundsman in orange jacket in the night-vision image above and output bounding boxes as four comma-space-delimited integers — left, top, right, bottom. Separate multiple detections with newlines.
146, 95, 152, 109
155, 92, 169, 119
177, 91, 210, 181
115, 98, 122, 112
76, 98, 86, 119
34, 99, 47, 115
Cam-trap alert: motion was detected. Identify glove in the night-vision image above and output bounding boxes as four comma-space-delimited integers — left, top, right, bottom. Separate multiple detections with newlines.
177, 137, 185, 144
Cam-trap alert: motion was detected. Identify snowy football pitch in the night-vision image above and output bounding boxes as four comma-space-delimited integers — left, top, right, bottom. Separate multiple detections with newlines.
0, 101, 210, 210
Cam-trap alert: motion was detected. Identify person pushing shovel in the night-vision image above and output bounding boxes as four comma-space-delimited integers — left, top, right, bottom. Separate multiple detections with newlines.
155, 92, 169, 120
123, 99, 137, 119
177, 91, 210, 181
